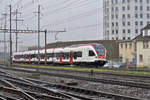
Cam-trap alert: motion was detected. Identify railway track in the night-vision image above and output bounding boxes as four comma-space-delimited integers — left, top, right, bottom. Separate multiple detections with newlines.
1, 65, 150, 90
13, 63, 150, 72
0, 71, 77, 100
14, 64, 150, 80
0, 69, 141, 100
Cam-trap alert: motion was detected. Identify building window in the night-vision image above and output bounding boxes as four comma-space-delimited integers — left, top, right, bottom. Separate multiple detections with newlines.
122, 6, 125, 11
135, 14, 138, 18
120, 54, 123, 62
123, 29, 126, 33
116, 14, 118, 19
116, 30, 118, 34
140, 21, 143, 25
135, 6, 138, 10
135, 0, 138, 3
147, 14, 150, 19
140, 6, 143, 11
112, 37, 114, 40
125, 43, 127, 49
127, 5, 130, 10
122, 22, 126, 26
121, 44, 123, 48
112, 22, 114, 27
112, 7, 114, 12
107, 8, 109, 12
140, 14, 143, 18
123, 37, 126, 40
107, 30, 109, 34
143, 41, 149, 49
111, 0, 114, 4
139, 55, 143, 63
129, 43, 132, 48
111, 15, 114, 19
127, 0, 130, 3
128, 37, 131, 40
128, 29, 131, 34
122, 14, 125, 19
116, 22, 118, 26
115, 7, 118, 11
112, 30, 114, 35
140, 0, 142, 3
116, 37, 118, 40
135, 29, 138, 34
127, 14, 130, 18
147, 6, 150, 11
135, 21, 138, 25
115, 0, 118, 4
122, 0, 125, 3
127, 22, 131, 26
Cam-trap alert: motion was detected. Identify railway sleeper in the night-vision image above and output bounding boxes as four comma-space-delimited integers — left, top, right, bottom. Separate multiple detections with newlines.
4, 79, 75, 100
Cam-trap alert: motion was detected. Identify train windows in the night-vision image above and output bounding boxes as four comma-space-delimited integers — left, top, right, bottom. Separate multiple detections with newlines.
63, 52, 69, 59
31, 54, 35, 59
74, 52, 77, 59
74, 51, 82, 59
89, 50, 95, 56
93, 44, 105, 56
47, 53, 53, 58
55, 53, 59, 60
41, 54, 45, 59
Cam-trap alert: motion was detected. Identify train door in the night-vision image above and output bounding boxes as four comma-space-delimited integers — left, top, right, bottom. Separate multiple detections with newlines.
69, 51, 73, 64
38, 54, 41, 64
29, 54, 31, 64
59, 52, 63, 64
25, 55, 27, 63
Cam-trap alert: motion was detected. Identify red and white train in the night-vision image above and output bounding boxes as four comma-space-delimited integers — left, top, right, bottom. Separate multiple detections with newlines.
13, 43, 107, 66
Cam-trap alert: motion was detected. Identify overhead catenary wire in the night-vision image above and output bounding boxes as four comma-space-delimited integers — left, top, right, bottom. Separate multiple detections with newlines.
22, 0, 99, 26
22, 0, 85, 22
42, 7, 102, 28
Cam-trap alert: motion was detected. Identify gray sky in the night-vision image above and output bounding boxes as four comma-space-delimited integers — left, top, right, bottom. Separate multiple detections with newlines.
0, 0, 103, 52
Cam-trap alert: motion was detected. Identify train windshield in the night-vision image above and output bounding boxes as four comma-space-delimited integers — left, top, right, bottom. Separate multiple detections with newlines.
93, 44, 105, 56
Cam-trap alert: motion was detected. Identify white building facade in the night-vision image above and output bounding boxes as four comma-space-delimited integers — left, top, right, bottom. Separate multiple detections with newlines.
103, 0, 150, 40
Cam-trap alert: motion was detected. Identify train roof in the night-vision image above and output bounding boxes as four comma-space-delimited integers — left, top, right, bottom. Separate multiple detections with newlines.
69, 43, 103, 48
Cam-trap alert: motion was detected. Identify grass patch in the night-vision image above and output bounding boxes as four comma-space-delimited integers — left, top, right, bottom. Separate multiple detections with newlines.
15, 64, 150, 76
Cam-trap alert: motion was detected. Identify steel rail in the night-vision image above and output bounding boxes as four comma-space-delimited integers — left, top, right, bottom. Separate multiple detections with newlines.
0, 79, 72, 100
4, 78, 75, 100
26, 78, 141, 100
0, 86, 36, 100
12, 64, 150, 79
1, 65, 150, 89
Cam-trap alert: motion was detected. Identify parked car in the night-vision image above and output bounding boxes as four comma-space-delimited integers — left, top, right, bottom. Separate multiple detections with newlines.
103, 61, 125, 68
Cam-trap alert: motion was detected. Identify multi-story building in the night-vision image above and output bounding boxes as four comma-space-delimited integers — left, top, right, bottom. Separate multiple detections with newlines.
103, 0, 150, 40
118, 24, 150, 68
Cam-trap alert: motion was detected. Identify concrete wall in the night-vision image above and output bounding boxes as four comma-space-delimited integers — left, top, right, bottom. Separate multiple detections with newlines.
137, 41, 150, 67
119, 41, 135, 63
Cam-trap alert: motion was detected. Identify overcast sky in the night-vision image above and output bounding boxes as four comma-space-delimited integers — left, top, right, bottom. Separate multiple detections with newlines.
0, 0, 103, 52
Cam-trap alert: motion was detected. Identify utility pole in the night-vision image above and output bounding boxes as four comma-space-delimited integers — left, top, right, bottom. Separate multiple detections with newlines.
33, 5, 41, 64
2, 13, 8, 65
44, 29, 47, 65
9, 5, 12, 67
38, 5, 40, 65
13, 9, 23, 52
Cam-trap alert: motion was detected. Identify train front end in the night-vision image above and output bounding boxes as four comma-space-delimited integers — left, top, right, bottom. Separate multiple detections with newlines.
92, 43, 107, 66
